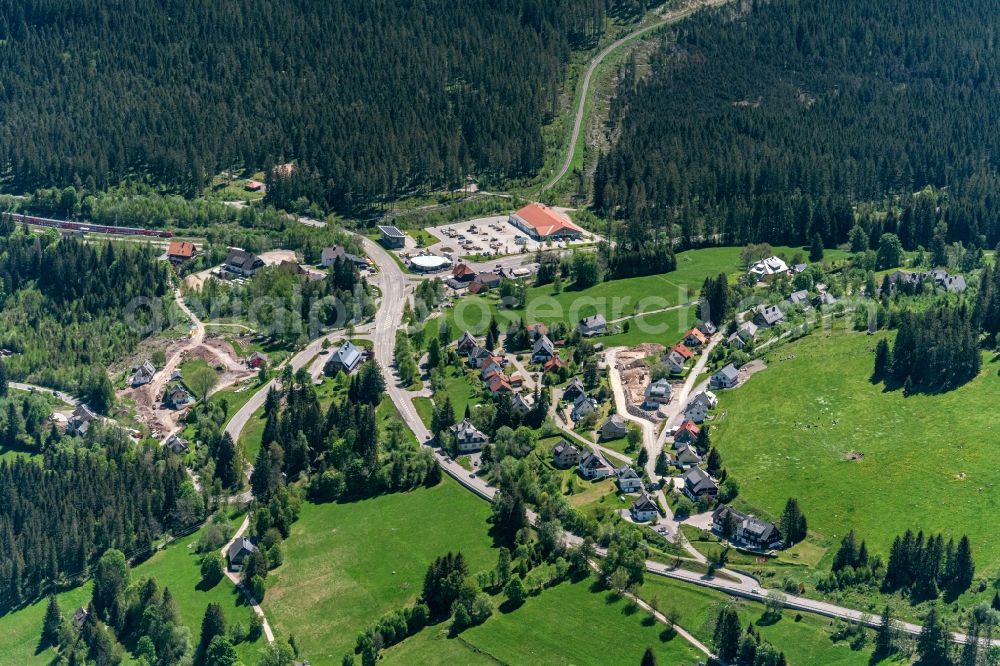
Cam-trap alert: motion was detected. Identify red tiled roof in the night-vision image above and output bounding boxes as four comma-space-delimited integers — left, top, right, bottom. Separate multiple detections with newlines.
513, 203, 583, 238
544, 357, 567, 372
678, 420, 701, 436
686, 328, 707, 344
167, 241, 196, 259
671, 343, 695, 359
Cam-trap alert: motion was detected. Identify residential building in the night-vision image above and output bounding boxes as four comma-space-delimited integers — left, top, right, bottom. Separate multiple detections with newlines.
456, 331, 478, 354
600, 414, 629, 441
320, 246, 346, 266
168, 386, 192, 409
244, 179, 264, 192
377, 225, 407, 248
167, 241, 196, 264
543, 356, 567, 374
228, 537, 258, 571
813, 291, 837, 307
698, 321, 718, 336
552, 441, 582, 468
685, 400, 709, 424
616, 465, 643, 493
472, 272, 503, 291
690, 390, 718, 410
674, 419, 700, 445
562, 378, 586, 402
787, 290, 809, 307
511, 393, 533, 416
451, 263, 476, 282
224, 249, 265, 277
727, 321, 758, 349
630, 494, 660, 522
324, 340, 364, 375
69, 403, 97, 435
683, 328, 708, 348
643, 378, 672, 407
674, 443, 701, 468
748, 256, 789, 282
754, 304, 784, 328
131, 360, 157, 387
449, 419, 490, 452
164, 434, 190, 455
683, 467, 718, 501
711, 505, 783, 550
571, 394, 598, 421
508, 202, 584, 241
246, 351, 269, 369
577, 314, 607, 337
531, 335, 556, 363
578, 452, 613, 479
526, 323, 548, 341
73, 607, 89, 628
664, 344, 693, 374
711, 364, 740, 389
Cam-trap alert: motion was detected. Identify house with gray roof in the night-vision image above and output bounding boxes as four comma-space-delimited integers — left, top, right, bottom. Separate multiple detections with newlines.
616, 465, 643, 493
674, 443, 701, 468
712, 505, 783, 550
456, 331, 478, 354
578, 452, 613, 479
511, 393, 533, 416
531, 335, 556, 363
165, 433, 190, 455
682, 467, 718, 501
711, 364, 740, 389
228, 536, 258, 571
571, 394, 598, 421
553, 441, 582, 468
224, 249, 265, 277
630, 494, 660, 522
600, 414, 629, 441
643, 378, 672, 407
753, 304, 785, 327
562, 378, 586, 402
577, 314, 607, 337
787, 290, 810, 307
324, 340, 364, 375
449, 419, 489, 452
131, 360, 157, 387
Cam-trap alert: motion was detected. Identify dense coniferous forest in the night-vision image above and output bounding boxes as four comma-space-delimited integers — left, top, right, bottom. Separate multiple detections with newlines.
594, 0, 1000, 248
0, 426, 200, 610
0, 218, 170, 397
0, 0, 654, 211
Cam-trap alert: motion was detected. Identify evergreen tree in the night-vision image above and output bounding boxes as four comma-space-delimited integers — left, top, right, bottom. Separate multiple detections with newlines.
41, 594, 61, 647
706, 448, 722, 476
0, 358, 7, 398
809, 233, 824, 262
640, 647, 657, 666
198, 603, 227, 663
654, 451, 668, 477
779, 498, 807, 546
832, 530, 859, 572
915, 607, 951, 666
713, 606, 741, 662
872, 338, 891, 382
874, 606, 895, 658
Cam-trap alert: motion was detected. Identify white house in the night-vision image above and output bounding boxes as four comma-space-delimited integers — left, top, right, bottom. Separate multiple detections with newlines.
630, 494, 660, 522
531, 335, 556, 363
685, 400, 709, 424
579, 452, 613, 479
131, 360, 157, 387
711, 364, 740, 389
449, 419, 490, 452
616, 465, 643, 493
578, 314, 607, 337
727, 321, 758, 349
748, 256, 789, 282
571, 394, 598, 421
674, 443, 702, 468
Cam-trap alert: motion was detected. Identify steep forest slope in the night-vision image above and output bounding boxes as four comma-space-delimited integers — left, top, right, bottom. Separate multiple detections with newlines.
0, 0, 655, 210
594, 0, 1000, 249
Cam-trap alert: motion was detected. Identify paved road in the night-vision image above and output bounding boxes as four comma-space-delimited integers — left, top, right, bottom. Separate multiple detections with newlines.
541, 0, 728, 192
9, 382, 80, 406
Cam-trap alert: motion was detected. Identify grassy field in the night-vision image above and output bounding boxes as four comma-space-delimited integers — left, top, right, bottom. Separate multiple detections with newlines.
0, 583, 94, 664
713, 330, 1000, 576
132, 522, 264, 664
429, 245, 846, 345
382, 577, 705, 666
264, 477, 497, 665
640, 576, 896, 665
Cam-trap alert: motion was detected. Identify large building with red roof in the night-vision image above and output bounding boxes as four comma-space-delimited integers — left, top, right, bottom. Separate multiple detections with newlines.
509, 203, 584, 241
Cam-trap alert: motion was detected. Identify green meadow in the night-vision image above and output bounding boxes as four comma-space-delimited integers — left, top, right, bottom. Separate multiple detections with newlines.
713, 330, 1000, 575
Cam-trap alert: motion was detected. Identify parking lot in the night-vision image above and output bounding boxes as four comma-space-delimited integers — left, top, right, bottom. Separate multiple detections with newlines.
425, 214, 596, 259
